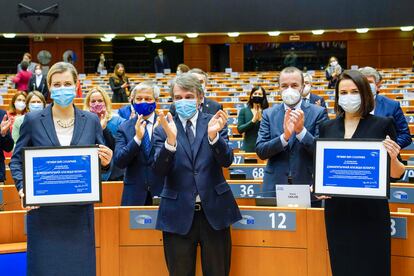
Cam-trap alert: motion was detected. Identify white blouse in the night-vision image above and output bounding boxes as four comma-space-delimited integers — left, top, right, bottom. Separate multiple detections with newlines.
53, 120, 74, 146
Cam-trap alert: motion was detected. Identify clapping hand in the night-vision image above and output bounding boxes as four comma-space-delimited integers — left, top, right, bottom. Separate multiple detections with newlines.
158, 111, 177, 146
289, 109, 305, 134
208, 110, 228, 140
0, 115, 11, 137
135, 115, 147, 140
100, 112, 108, 130
283, 109, 295, 140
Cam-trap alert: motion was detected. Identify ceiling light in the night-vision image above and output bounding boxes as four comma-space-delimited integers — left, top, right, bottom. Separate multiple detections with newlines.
100, 37, 112, 42
145, 33, 157, 39
151, 39, 162, 43
3, 33, 16, 38
173, 38, 184, 43
103, 34, 116, 39
268, 31, 280, 36
134, 36, 145, 41
186, 33, 199, 38
356, 28, 369, 33
400, 26, 414, 32
312, 30, 325, 35
165, 36, 177, 41
228, 32, 240, 37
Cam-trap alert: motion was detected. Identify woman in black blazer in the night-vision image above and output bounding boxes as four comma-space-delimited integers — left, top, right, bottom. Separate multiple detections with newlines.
109, 63, 130, 103
319, 70, 405, 276
237, 86, 269, 152
27, 64, 49, 101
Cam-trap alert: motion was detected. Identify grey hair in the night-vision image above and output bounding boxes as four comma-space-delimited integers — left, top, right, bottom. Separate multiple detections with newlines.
359, 66, 381, 83
169, 73, 204, 98
303, 73, 313, 82
131, 81, 160, 99
189, 68, 208, 83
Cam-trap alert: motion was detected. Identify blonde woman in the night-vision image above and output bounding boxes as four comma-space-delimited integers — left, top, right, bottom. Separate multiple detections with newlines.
84, 86, 125, 180
10, 62, 113, 275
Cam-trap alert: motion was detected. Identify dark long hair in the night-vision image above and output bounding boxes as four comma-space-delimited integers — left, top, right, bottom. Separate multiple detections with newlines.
334, 70, 374, 117
247, 86, 269, 109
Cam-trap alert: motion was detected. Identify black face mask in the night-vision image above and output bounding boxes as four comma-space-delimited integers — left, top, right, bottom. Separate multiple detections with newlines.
251, 96, 263, 104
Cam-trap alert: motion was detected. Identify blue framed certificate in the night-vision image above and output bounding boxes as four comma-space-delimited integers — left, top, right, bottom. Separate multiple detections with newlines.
314, 139, 390, 199
23, 146, 102, 206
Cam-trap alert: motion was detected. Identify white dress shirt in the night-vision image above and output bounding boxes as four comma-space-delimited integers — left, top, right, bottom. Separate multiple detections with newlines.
134, 112, 156, 145
35, 74, 42, 88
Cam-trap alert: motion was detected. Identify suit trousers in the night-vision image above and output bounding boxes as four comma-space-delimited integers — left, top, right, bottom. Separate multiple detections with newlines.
162, 206, 231, 276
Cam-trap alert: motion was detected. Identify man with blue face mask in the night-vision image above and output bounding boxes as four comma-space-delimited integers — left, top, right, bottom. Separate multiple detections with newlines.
256, 67, 329, 205
114, 81, 164, 206
153, 73, 241, 276
360, 66, 411, 149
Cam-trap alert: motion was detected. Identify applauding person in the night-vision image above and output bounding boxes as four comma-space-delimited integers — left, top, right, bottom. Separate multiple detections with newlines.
153, 73, 241, 276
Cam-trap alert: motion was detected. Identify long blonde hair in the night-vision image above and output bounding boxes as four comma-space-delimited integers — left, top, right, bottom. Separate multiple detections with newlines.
84, 86, 113, 121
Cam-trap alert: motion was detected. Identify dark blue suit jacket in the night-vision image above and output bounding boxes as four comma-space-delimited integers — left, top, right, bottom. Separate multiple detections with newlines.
374, 95, 411, 149
309, 93, 327, 108
256, 101, 329, 196
154, 55, 170, 73
114, 115, 164, 205
118, 104, 133, 120
10, 105, 105, 191
153, 112, 241, 235
0, 109, 13, 181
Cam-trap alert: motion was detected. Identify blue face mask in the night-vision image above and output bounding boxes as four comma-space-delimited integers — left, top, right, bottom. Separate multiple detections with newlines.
175, 99, 197, 120
29, 103, 44, 112
133, 102, 156, 116
51, 86, 76, 107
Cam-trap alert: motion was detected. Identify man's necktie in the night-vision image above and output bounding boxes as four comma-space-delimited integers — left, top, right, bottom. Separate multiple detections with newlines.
142, 120, 151, 157
186, 120, 195, 145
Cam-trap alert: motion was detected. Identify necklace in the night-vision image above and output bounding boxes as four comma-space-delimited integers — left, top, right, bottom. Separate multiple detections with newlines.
56, 118, 75, 128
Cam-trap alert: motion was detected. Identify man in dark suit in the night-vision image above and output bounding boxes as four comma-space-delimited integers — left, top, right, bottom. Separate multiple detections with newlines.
154, 48, 170, 73
360, 66, 411, 149
153, 73, 241, 276
0, 110, 14, 184
114, 81, 164, 205
27, 64, 49, 101
303, 73, 327, 108
169, 68, 223, 116
256, 67, 329, 203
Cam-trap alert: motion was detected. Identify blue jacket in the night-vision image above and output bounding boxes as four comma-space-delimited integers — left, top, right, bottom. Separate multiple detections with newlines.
117, 104, 133, 120
374, 95, 411, 149
114, 115, 164, 205
153, 112, 241, 235
256, 101, 329, 196
10, 105, 106, 191
309, 93, 327, 108
0, 109, 14, 181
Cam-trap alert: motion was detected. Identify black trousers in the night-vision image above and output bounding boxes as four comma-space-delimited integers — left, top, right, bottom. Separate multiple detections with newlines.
162, 208, 231, 276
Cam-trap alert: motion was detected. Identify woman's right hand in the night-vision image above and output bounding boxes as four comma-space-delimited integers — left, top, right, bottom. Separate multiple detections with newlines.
18, 189, 39, 211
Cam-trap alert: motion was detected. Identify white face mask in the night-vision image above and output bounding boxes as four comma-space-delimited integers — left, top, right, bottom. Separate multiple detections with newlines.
35, 69, 42, 76
176, 69, 182, 75
302, 84, 311, 97
14, 101, 26, 111
369, 83, 377, 95
281, 87, 301, 106
338, 94, 361, 114
330, 61, 338, 67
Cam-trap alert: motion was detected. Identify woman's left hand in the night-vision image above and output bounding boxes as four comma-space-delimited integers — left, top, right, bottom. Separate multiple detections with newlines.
383, 135, 400, 160
98, 144, 113, 167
